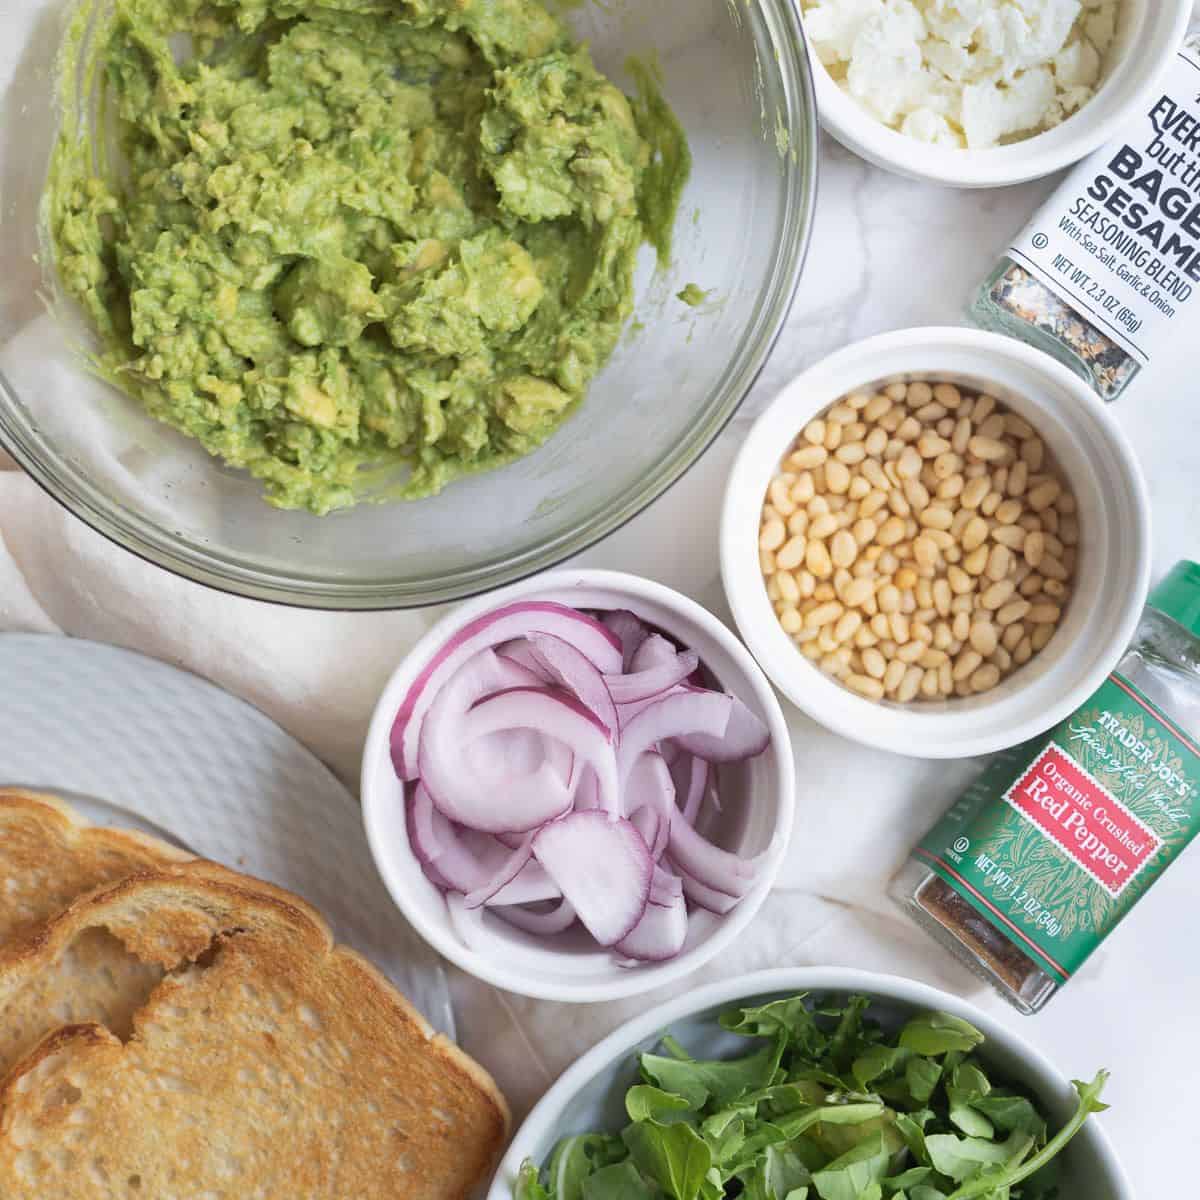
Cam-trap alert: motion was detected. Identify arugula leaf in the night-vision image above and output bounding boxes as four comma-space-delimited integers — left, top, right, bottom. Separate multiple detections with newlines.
945, 1063, 994, 1139
776, 1103, 888, 1141
944, 1071, 1110, 1200
581, 1161, 657, 1200
702, 1112, 746, 1167
852, 1045, 911, 1090
515, 1159, 551, 1200
546, 1134, 625, 1200
627, 1085, 696, 1124
641, 1043, 780, 1108
925, 1129, 1033, 1182
898, 1014, 985, 1058
904, 1058, 942, 1105
826, 996, 873, 1071
885, 1165, 934, 1190
893, 1111, 933, 1166
970, 1093, 1045, 1138
811, 1131, 891, 1200
722, 995, 820, 1046
766, 1146, 816, 1197
623, 1117, 712, 1200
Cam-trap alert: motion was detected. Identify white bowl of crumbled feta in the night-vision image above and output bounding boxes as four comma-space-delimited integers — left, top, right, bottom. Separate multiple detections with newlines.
799, 0, 1191, 187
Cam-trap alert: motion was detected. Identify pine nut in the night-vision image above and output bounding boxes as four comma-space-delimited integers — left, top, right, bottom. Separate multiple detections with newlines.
831, 529, 858, 568
981, 579, 1016, 610
761, 383, 1075, 702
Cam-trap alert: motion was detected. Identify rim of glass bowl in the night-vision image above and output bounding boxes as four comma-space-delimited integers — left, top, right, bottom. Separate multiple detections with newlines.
0, 0, 818, 611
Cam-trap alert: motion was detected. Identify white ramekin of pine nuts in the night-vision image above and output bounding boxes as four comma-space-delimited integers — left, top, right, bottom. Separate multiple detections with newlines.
720, 327, 1151, 759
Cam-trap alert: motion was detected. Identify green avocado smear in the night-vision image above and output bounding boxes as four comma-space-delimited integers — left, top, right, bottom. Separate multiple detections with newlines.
49, 0, 691, 513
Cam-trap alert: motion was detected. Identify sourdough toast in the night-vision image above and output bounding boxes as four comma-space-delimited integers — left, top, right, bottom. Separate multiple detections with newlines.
0, 861, 509, 1199
0, 789, 192, 1079
0, 789, 191, 942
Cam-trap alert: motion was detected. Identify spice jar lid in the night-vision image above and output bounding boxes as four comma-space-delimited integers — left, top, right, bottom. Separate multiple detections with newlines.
1148, 561, 1200, 640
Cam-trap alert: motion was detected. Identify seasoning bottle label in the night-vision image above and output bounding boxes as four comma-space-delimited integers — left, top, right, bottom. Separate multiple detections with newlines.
915, 673, 1200, 982
1001, 42, 1200, 380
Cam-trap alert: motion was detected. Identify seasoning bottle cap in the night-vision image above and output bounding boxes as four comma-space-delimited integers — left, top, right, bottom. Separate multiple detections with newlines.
1148, 561, 1200, 641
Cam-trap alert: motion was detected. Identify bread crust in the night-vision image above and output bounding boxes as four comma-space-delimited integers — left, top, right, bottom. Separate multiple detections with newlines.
0, 788, 192, 944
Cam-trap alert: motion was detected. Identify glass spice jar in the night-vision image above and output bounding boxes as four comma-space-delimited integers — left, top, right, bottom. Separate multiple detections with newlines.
892, 561, 1200, 1014
969, 22, 1200, 402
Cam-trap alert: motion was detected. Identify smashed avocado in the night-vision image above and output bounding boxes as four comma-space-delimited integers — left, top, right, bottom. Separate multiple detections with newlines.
49, 0, 690, 513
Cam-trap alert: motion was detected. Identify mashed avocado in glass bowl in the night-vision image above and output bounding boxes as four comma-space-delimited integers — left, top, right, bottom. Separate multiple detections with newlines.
49, 0, 690, 514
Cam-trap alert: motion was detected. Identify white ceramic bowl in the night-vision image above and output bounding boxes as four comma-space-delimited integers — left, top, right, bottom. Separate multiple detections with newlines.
802, 0, 1190, 188
361, 569, 796, 1003
488, 967, 1132, 1200
721, 327, 1151, 759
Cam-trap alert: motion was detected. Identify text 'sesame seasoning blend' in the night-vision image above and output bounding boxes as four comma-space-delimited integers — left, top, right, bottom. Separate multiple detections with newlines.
970, 25, 1200, 401
893, 561, 1200, 1014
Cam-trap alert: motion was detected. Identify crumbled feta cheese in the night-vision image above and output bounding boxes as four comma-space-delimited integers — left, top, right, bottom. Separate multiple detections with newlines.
801, 0, 1122, 149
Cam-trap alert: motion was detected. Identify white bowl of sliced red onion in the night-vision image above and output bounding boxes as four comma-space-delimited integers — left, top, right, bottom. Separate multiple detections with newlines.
361, 569, 795, 1002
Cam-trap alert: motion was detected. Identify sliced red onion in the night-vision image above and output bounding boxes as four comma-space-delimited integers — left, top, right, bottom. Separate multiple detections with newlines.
678, 868, 740, 915
605, 648, 699, 705
617, 691, 733, 786
533, 812, 653, 946
466, 687, 620, 818
393, 599, 777, 965
392, 602, 623, 779
630, 805, 660, 861
420, 665, 574, 833
616, 684, 685, 730
672, 687, 770, 762
527, 633, 618, 734
615, 891, 688, 962
488, 860, 561, 906
464, 837, 533, 909
408, 785, 513, 893
670, 754, 710, 825
668, 816, 764, 900
446, 892, 490, 952
495, 640, 555, 682
650, 863, 683, 905
600, 609, 649, 671
630, 633, 680, 672
407, 796, 456, 890
573, 769, 602, 811
626, 753, 674, 861
494, 898, 577, 936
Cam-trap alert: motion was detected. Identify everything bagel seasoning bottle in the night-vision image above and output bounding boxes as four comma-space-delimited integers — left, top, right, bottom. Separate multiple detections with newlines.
970, 23, 1200, 401
893, 562, 1200, 1013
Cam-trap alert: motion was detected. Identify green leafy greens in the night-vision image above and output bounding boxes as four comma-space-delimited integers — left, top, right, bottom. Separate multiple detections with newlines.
514, 993, 1108, 1200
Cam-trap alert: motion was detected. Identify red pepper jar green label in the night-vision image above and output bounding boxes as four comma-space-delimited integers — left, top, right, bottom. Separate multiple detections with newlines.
916, 673, 1200, 981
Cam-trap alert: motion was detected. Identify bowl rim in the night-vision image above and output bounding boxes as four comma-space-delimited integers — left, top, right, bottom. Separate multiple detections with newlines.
0, 0, 819, 611
801, 0, 1192, 188
719, 326, 1153, 759
487, 966, 1133, 1200
360, 567, 797, 1003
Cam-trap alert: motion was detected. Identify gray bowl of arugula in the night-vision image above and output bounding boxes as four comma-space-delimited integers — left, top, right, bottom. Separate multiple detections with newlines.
489, 968, 1129, 1200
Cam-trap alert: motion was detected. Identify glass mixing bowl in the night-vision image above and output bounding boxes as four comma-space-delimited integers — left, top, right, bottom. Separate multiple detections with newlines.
0, 0, 816, 609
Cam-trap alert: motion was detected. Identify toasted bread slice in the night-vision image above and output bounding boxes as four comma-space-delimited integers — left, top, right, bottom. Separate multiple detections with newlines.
0, 789, 191, 942
0, 789, 192, 1079
0, 861, 509, 1199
